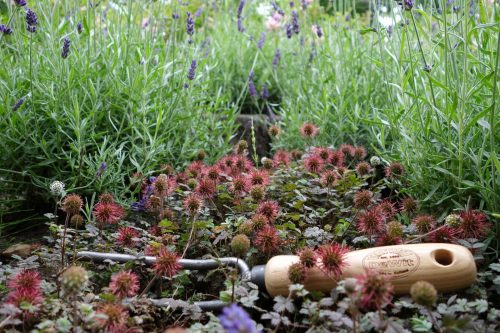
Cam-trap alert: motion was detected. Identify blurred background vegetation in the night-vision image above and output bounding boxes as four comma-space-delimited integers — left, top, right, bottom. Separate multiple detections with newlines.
0, 0, 498, 245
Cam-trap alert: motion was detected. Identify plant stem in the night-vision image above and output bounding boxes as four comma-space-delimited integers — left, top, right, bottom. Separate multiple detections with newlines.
61, 213, 70, 269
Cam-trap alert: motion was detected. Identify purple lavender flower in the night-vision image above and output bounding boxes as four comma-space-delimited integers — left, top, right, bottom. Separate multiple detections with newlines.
15, 0, 27, 6
237, 18, 245, 32
195, 7, 203, 18
96, 162, 107, 178
12, 97, 25, 111
309, 46, 316, 63
289, 1, 295, 7
257, 32, 266, 49
453, 5, 460, 12
387, 25, 393, 37
26, 8, 38, 33
314, 24, 323, 38
61, 38, 71, 59
272, 48, 281, 68
77, 22, 83, 34
187, 60, 197, 80
172, 13, 179, 19
0, 24, 13, 35
248, 80, 258, 98
301, 0, 308, 10
345, 14, 351, 22
219, 304, 261, 333
291, 10, 299, 34
261, 84, 270, 100
285, 23, 293, 38
186, 12, 194, 36
404, 0, 414, 11
248, 70, 255, 80
237, 0, 246, 18
272, 2, 285, 16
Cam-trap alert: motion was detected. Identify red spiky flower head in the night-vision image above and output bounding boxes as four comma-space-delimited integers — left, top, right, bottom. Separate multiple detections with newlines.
230, 175, 252, 194
400, 197, 419, 215
99, 192, 115, 204
385, 162, 405, 179
355, 161, 372, 177
320, 170, 338, 187
153, 174, 177, 197
183, 194, 203, 216
254, 225, 281, 255
456, 209, 491, 240
109, 270, 140, 299
256, 200, 280, 222
116, 227, 140, 248
272, 150, 291, 167
313, 147, 334, 162
195, 177, 217, 198
300, 122, 319, 138
303, 155, 325, 174
353, 190, 373, 209
153, 247, 181, 277
8, 269, 42, 291
357, 208, 384, 238
427, 226, 457, 243
316, 243, 349, 279
298, 247, 317, 268
249, 169, 270, 186
93, 202, 126, 225
353, 146, 367, 160
62, 193, 83, 215
412, 214, 436, 233
376, 200, 398, 220
97, 303, 129, 330
356, 269, 394, 311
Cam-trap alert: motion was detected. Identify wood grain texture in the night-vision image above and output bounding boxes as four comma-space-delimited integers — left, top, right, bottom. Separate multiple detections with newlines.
264, 243, 477, 296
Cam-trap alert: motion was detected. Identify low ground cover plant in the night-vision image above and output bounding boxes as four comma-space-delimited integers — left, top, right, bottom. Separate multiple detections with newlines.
0, 123, 498, 332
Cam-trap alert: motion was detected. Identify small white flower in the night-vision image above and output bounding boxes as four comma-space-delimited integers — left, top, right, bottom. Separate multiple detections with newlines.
370, 156, 382, 166
50, 181, 65, 196
256, 3, 273, 17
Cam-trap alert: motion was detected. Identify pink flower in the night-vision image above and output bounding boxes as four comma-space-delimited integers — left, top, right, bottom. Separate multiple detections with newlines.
313, 147, 334, 162
153, 248, 181, 277
256, 200, 280, 222
316, 243, 349, 279
94, 202, 126, 225
329, 150, 344, 167
303, 155, 325, 173
357, 208, 384, 238
266, 12, 283, 31
456, 210, 491, 240
183, 194, 203, 216
254, 225, 281, 254
320, 170, 338, 187
273, 150, 292, 167
109, 271, 140, 299
249, 169, 270, 186
412, 214, 436, 233
116, 227, 140, 247
356, 269, 394, 311
230, 175, 252, 194
300, 122, 319, 138
195, 177, 217, 198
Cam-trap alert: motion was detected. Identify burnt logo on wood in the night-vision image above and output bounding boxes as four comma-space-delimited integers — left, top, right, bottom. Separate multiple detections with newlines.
362, 248, 420, 279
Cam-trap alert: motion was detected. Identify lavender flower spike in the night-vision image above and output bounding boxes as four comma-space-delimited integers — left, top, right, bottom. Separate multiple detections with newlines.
292, 10, 299, 34
77, 22, 83, 34
0, 24, 13, 35
219, 304, 261, 333
61, 38, 71, 59
15, 0, 27, 6
186, 12, 194, 36
237, 0, 246, 19
187, 60, 197, 80
26, 8, 38, 33
12, 97, 25, 112
257, 32, 266, 50
272, 48, 281, 68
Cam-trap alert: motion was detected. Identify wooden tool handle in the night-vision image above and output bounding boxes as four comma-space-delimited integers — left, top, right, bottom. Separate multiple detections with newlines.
264, 243, 477, 296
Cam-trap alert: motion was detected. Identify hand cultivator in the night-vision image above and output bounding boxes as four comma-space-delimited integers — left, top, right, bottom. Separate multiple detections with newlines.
77, 243, 476, 311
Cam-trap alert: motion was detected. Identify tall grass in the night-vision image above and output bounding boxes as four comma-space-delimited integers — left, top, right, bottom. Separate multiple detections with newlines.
0, 0, 237, 217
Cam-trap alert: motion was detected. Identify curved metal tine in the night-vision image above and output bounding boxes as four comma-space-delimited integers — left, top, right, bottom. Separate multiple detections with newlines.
76, 251, 251, 280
